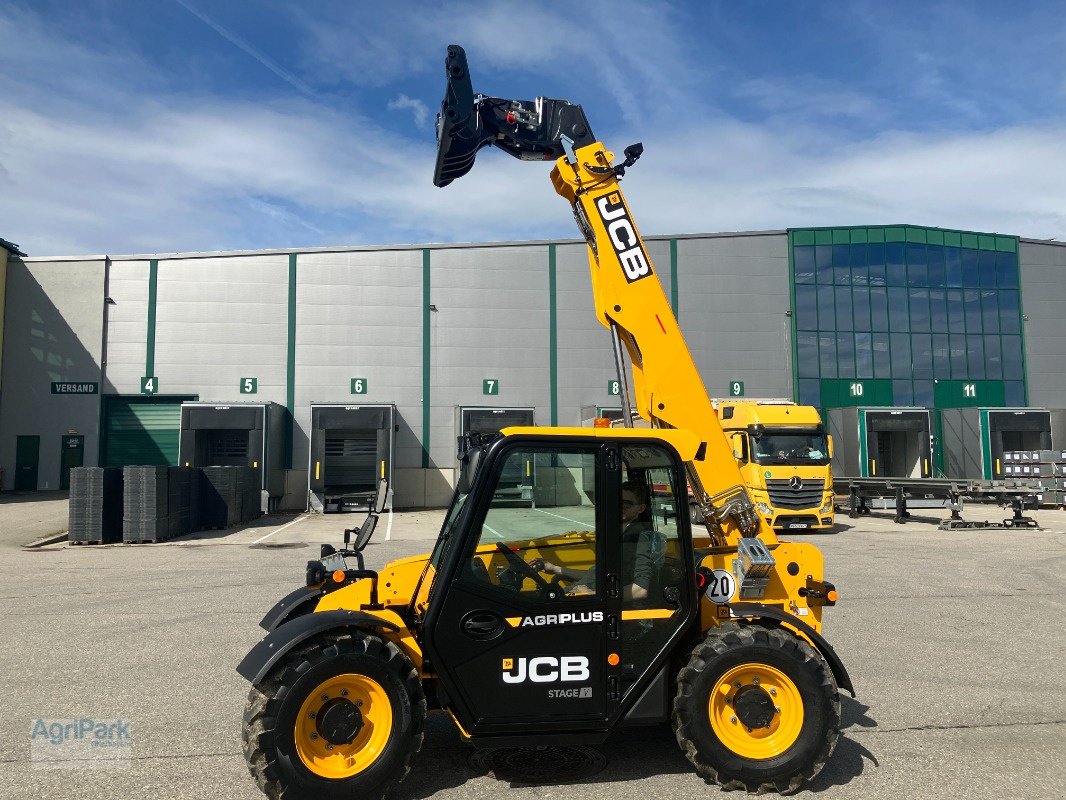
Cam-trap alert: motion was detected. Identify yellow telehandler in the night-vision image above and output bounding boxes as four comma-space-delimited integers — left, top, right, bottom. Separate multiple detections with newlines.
238, 44, 852, 800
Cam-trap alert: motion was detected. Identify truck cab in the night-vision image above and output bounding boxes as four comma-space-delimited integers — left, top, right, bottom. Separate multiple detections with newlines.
716, 400, 835, 532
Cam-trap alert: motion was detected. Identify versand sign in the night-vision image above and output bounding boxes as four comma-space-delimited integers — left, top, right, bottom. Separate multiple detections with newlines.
50, 382, 99, 394
594, 192, 653, 283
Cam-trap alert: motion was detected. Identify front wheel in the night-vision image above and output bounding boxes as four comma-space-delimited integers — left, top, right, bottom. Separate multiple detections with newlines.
673, 622, 840, 793
243, 630, 425, 800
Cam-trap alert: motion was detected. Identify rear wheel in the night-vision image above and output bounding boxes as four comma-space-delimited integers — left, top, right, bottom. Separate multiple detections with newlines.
673, 622, 839, 793
243, 630, 425, 800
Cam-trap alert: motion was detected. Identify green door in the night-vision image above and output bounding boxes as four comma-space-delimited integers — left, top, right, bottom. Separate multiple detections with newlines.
15, 435, 40, 491
102, 396, 195, 467
59, 435, 85, 490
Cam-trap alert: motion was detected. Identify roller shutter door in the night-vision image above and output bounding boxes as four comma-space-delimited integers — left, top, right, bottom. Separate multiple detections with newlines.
103, 397, 192, 467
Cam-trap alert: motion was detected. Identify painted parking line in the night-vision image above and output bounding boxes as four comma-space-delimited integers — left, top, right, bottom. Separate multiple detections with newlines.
251, 513, 311, 545
533, 507, 595, 529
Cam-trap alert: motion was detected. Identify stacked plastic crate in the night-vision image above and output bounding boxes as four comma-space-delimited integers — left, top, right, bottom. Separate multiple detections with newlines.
68, 467, 124, 544
1000, 450, 1066, 506
122, 466, 170, 542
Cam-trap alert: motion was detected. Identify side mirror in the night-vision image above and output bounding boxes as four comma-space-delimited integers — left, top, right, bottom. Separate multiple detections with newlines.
354, 514, 378, 552
730, 432, 748, 463
374, 477, 389, 514
827, 435, 834, 459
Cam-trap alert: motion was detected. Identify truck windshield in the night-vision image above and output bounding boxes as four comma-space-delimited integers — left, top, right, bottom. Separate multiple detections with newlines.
751, 432, 829, 465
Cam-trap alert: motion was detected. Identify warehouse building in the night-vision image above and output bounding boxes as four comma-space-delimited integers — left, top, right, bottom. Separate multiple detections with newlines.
1, 224, 1064, 509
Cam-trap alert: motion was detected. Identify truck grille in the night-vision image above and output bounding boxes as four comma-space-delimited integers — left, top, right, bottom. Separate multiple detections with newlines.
766, 478, 824, 510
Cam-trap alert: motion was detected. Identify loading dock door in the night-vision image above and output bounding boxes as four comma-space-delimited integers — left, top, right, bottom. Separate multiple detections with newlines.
458, 408, 536, 501
103, 396, 194, 467
199, 429, 251, 466
861, 409, 932, 478
325, 430, 378, 494
309, 404, 394, 512
982, 409, 1052, 479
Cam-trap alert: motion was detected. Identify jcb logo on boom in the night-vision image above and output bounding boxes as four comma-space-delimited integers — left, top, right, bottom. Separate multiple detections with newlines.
501, 656, 590, 684
595, 192, 653, 283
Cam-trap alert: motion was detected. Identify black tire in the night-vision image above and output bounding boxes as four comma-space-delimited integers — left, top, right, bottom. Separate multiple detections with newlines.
672, 622, 840, 794
243, 630, 425, 800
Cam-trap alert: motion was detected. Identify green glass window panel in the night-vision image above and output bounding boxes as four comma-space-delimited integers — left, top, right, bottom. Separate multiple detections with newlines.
832, 229, 850, 244
949, 334, 968, 379
960, 233, 979, 249
833, 245, 851, 284
870, 287, 889, 331
872, 332, 891, 378
927, 230, 945, 246
995, 236, 1016, 252
906, 227, 927, 244
906, 244, 927, 286
819, 332, 838, 378
929, 290, 948, 333
888, 288, 909, 330
1004, 381, 1025, 406
867, 228, 885, 243
851, 229, 869, 244
997, 251, 1018, 288
837, 331, 855, 374
945, 247, 962, 287
961, 249, 980, 286
977, 234, 996, 250
943, 231, 962, 247
932, 334, 950, 379
795, 285, 817, 328
1001, 335, 1023, 380
794, 245, 815, 283
853, 286, 871, 330
981, 290, 1000, 334
798, 379, 820, 406
855, 332, 873, 378
886, 243, 906, 285
964, 290, 983, 333
927, 246, 946, 288
815, 245, 833, 283
792, 230, 816, 246
947, 290, 965, 334
984, 335, 1003, 379
815, 230, 833, 245
909, 289, 930, 332
966, 335, 986, 378
999, 291, 1020, 334
912, 333, 933, 378
914, 380, 934, 407
850, 244, 869, 285
893, 380, 913, 405
817, 283, 835, 329
867, 242, 886, 285
836, 286, 853, 331
797, 331, 818, 378
977, 250, 997, 287
890, 333, 911, 377
885, 227, 906, 242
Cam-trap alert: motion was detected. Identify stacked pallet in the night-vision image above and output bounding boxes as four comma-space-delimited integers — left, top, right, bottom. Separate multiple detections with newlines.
1001, 450, 1066, 506
68, 468, 124, 544
201, 466, 262, 529
123, 466, 171, 542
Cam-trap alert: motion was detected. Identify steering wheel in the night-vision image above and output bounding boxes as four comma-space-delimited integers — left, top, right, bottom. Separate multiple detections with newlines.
494, 543, 563, 601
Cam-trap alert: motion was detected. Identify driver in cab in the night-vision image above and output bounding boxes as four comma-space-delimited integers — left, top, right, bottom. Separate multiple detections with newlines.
530, 481, 663, 602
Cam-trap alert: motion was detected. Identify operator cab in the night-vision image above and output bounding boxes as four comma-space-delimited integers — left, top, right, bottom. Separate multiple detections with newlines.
421, 429, 698, 739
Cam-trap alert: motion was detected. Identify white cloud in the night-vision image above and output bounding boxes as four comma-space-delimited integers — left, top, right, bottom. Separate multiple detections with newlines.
387, 94, 430, 129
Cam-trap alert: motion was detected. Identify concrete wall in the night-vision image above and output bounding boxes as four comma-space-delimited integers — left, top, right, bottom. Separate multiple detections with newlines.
1019, 240, 1066, 407
0, 257, 105, 490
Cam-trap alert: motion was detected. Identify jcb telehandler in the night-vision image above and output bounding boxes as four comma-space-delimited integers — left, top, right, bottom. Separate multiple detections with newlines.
238, 45, 853, 799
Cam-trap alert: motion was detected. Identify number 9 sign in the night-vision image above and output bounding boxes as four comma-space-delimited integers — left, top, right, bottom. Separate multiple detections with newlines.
705, 569, 736, 604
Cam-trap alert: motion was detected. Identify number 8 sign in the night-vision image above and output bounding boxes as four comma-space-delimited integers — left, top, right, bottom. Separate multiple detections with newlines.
705, 569, 736, 604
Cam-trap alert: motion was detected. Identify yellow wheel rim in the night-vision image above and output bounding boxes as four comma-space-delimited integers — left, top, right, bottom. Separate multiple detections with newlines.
294, 673, 392, 779
708, 663, 804, 760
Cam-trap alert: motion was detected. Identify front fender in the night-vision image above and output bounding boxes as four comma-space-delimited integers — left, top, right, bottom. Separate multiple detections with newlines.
236, 609, 398, 686
729, 602, 855, 697
259, 586, 323, 631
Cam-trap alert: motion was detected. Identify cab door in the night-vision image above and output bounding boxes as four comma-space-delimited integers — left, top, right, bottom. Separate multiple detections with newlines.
424, 440, 611, 735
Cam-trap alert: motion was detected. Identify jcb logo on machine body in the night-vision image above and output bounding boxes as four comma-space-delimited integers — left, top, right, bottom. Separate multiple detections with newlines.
594, 192, 653, 283
501, 656, 590, 684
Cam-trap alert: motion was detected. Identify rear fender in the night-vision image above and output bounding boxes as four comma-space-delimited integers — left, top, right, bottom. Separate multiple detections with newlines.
236, 609, 398, 686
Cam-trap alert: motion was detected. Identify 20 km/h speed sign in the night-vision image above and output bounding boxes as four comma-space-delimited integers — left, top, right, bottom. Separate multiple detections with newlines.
704, 569, 736, 604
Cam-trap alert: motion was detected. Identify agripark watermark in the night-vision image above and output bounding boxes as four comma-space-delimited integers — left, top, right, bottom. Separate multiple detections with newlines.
30, 718, 133, 769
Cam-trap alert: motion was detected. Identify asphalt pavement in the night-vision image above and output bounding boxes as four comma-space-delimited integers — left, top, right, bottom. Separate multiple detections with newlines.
1, 500, 1064, 800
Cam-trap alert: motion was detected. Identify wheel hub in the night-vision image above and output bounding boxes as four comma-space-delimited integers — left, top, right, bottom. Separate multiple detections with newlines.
316, 698, 364, 745
733, 685, 776, 730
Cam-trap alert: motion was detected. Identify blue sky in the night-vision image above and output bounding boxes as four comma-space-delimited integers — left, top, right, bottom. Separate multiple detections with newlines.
1, 0, 1064, 256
